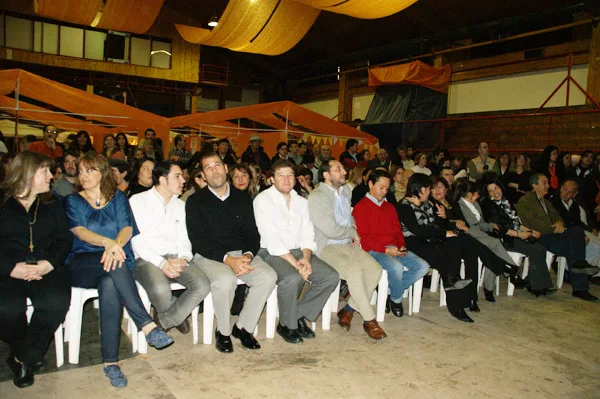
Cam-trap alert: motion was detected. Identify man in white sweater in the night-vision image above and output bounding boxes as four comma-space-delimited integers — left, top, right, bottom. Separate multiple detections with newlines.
130, 160, 210, 335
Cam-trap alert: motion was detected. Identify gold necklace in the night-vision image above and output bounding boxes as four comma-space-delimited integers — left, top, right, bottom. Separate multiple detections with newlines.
27, 197, 40, 253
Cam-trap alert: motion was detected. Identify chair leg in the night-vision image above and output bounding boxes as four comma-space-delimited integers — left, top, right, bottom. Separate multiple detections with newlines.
412, 277, 423, 314
265, 287, 278, 339
557, 257, 567, 289
376, 270, 388, 322
68, 291, 84, 365
439, 278, 446, 307
192, 306, 199, 345
54, 324, 64, 368
430, 269, 439, 292
321, 281, 340, 331
135, 283, 151, 354
202, 293, 214, 345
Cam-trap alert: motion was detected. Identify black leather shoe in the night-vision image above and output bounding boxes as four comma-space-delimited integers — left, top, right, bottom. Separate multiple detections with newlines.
542, 288, 557, 296
297, 318, 316, 339
215, 330, 233, 353
450, 308, 474, 323
469, 300, 480, 312
276, 323, 303, 344
509, 275, 530, 289
484, 288, 496, 303
31, 359, 46, 374
232, 324, 261, 350
572, 290, 599, 301
389, 300, 404, 317
6, 357, 34, 388
385, 297, 391, 314
527, 286, 544, 298
571, 261, 600, 275
442, 276, 472, 291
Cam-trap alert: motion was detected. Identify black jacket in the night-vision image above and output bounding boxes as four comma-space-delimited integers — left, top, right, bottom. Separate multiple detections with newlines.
185, 185, 260, 262
549, 194, 595, 231
480, 197, 518, 247
241, 145, 271, 172
0, 194, 72, 279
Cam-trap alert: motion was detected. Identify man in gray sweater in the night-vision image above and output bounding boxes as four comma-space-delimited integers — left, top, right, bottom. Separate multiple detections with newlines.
307, 159, 386, 340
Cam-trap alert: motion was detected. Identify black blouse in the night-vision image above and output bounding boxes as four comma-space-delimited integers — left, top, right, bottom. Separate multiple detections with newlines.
0, 194, 73, 278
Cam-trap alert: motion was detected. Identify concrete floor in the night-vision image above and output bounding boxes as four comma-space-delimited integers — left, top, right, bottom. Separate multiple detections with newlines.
1, 283, 599, 399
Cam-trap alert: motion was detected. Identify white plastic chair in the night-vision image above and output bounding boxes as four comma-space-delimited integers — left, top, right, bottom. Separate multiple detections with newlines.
311, 280, 341, 332
368, 269, 423, 321
544, 252, 567, 288
26, 298, 64, 368
203, 279, 278, 345
64, 287, 100, 365
135, 282, 201, 354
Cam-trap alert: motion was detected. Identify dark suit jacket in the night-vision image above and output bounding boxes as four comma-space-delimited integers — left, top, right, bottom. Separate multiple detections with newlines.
549, 195, 595, 232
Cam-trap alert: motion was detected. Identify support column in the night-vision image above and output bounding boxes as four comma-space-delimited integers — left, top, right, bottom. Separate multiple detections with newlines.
586, 22, 600, 106
337, 72, 352, 122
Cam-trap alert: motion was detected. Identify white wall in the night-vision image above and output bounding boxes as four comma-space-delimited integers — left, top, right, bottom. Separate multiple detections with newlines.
448, 65, 589, 114
299, 98, 339, 119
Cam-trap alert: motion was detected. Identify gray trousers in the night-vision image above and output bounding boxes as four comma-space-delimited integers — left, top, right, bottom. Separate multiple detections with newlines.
194, 253, 277, 335
319, 244, 381, 321
133, 256, 210, 330
257, 248, 339, 329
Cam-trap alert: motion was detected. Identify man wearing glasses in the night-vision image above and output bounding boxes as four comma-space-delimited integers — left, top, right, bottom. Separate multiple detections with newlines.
29, 124, 63, 159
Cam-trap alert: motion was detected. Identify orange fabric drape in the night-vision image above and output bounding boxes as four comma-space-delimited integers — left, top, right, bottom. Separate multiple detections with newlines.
0, 69, 170, 156
93, 0, 163, 34
368, 61, 451, 93
169, 101, 378, 158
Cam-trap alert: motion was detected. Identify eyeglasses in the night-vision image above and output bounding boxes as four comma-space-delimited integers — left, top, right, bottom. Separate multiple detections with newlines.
45, 129, 57, 134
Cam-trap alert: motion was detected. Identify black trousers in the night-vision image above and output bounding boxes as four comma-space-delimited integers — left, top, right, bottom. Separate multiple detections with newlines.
406, 235, 477, 313
0, 269, 71, 366
505, 240, 554, 290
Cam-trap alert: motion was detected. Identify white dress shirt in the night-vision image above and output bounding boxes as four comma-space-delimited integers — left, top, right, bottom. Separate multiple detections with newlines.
253, 185, 318, 256
130, 187, 193, 267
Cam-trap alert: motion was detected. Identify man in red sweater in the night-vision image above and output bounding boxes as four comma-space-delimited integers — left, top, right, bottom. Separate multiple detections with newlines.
352, 170, 429, 317
28, 124, 63, 159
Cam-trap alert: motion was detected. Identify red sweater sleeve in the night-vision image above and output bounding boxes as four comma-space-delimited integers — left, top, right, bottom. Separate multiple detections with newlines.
387, 203, 406, 249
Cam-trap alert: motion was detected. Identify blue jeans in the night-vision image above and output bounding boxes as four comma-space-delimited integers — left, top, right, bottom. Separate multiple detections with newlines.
369, 250, 429, 303
68, 252, 153, 363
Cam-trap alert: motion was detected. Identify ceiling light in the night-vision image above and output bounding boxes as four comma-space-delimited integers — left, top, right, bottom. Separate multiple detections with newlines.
208, 13, 218, 27
150, 50, 172, 56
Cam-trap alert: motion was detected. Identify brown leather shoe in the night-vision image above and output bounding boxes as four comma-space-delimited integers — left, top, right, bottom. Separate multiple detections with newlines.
337, 309, 353, 331
363, 320, 387, 340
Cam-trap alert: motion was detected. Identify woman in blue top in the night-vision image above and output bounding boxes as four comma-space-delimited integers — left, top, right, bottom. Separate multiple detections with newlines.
64, 152, 173, 388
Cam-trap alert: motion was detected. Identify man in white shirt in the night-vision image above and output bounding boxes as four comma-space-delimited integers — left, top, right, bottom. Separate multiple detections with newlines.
307, 160, 386, 340
254, 159, 339, 344
130, 160, 210, 335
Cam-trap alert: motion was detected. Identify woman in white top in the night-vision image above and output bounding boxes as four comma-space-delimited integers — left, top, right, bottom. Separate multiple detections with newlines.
411, 153, 432, 175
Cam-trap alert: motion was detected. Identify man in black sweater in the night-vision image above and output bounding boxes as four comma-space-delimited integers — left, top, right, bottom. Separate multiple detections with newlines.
186, 153, 277, 352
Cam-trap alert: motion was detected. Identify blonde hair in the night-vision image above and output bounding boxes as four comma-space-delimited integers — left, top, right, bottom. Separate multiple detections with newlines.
0, 151, 54, 203
347, 166, 365, 186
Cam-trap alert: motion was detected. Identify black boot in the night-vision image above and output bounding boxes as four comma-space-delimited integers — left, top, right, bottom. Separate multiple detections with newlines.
469, 300, 480, 312
484, 288, 496, 302
503, 266, 529, 289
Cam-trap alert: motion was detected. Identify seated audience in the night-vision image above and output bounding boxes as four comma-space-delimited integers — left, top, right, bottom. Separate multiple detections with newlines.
216, 139, 236, 167
102, 134, 125, 160
453, 178, 529, 300
391, 165, 406, 202
367, 148, 391, 171
115, 133, 132, 161
467, 141, 496, 182
0, 152, 72, 388
294, 167, 314, 199
52, 151, 78, 197
339, 139, 366, 170
288, 141, 303, 165
451, 155, 467, 179
515, 173, 599, 301
108, 159, 131, 195
29, 124, 63, 159
64, 152, 173, 388
396, 146, 414, 170
128, 158, 155, 197
302, 154, 319, 183
532, 146, 564, 196
180, 167, 206, 202
186, 153, 277, 352
550, 179, 600, 268
341, 165, 364, 200
314, 144, 333, 169
568, 150, 599, 217
396, 173, 477, 322
271, 142, 289, 164
130, 160, 210, 336
230, 163, 252, 193
439, 165, 455, 186
254, 159, 339, 344
505, 153, 531, 204
168, 135, 191, 166
353, 170, 429, 320
411, 152, 431, 176
248, 163, 268, 198
308, 160, 386, 339
241, 134, 271, 172
67, 130, 94, 157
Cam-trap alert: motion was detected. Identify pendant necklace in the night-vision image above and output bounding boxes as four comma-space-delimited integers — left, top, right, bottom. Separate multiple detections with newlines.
27, 197, 40, 253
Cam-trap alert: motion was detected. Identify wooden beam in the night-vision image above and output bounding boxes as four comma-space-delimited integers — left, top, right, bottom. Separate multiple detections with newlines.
587, 23, 600, 106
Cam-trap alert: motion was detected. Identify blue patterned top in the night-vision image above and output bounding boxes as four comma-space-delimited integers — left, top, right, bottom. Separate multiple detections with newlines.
64, 190, 139, 270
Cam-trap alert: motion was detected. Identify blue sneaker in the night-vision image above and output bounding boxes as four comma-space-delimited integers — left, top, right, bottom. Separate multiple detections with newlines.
146, 327, 174, 349
103, 365, 127, 388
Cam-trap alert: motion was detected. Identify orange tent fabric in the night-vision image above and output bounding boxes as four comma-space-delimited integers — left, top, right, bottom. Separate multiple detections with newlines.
169, 101, 379, 158
368, 61, 451, 93
0, 69, 170, 153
